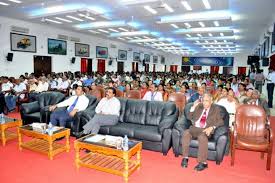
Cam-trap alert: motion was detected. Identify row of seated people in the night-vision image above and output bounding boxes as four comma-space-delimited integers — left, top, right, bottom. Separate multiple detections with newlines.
18, 83, 272, 171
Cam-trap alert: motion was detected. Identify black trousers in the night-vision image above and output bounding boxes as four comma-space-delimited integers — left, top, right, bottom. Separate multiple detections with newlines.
0, 93, 6, 113
267, 83, 274, 108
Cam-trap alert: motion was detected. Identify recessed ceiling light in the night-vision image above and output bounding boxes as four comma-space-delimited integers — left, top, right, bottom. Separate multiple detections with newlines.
184, 22, 191, 28
208, 33, 213, 37
163, 3, 174, 13
143, 36, 150, 39
224, 40, 227, 42
196, 41, 200, 43
198, 22, 205, 27
171, 24, 179, 29
0, 2, 9, 5
78, 13, 95, 21
134, 36, 140, 39
197, 33, 202, 37
186, 34, 191, 37
202, 0, 211, 9
66, 15, 84, 22
144, 5, 157, 14
88, 30, 99, 34
125, 37, 133, 40
55, 17, 72, 23
118, 27, 128, 32
97, 29, 109, 33
117, 37, 126, 41
44, 18, 62, 24
181, 1, 192, 11
214, 21, 219, 26
214, 40, 218, 43
7, 0, 21, 3
204, 40, 208, 43
220, 33, 224, 36
108, 28, 119, 32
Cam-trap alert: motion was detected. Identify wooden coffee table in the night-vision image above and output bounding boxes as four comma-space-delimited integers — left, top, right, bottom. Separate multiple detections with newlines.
74, 134, 142, 182
0, 117, 22, 146
18, 125, 70, 160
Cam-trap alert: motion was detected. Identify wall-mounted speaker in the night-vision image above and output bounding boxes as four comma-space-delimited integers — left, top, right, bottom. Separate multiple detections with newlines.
108, 60, 113, 65
6, 53, 13, 61
71, 57, 76, 64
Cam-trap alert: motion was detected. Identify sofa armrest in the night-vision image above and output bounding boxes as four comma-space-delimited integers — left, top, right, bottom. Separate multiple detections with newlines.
21, 101, 39, 114
213, 125, 229, 141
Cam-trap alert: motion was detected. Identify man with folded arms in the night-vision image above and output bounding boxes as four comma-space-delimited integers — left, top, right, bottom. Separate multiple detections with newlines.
181, 93, 224, 171
81, 87, 120, 135
49, 86, 89, 127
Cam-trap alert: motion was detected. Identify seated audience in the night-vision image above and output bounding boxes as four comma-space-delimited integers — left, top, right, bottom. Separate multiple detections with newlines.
143, 84, 163, 101
187, 86, 205, 103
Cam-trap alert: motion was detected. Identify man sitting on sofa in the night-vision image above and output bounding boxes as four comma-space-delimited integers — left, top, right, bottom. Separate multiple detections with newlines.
49, 85, 89, 127
181, 93, 224, 171
81, 87, 121, 135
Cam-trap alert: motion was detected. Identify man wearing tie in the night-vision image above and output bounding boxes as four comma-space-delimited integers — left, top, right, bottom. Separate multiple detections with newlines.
49, 86, 89, 127
181, 93, 224, 171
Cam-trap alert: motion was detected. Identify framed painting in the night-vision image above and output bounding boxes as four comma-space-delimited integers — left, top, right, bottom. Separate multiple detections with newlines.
96, 46, 108, 58
48, 38, 67, 55
144, 54, 150, 62
153, 56, 158, 63
118, 49, 127, 60
75, 43, 90, 57
133, 52, 140, 61
10, 32, 36, 53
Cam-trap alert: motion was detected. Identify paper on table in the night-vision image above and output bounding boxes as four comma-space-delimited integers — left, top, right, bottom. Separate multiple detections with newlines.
84, 134, 105, 143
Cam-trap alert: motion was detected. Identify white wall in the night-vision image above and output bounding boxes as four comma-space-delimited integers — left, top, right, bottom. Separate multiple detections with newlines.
0, 16, 249, 77
0, 16, 180, 77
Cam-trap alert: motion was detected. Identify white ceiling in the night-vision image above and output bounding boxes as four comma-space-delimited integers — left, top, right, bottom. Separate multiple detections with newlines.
0, 0, 274, 56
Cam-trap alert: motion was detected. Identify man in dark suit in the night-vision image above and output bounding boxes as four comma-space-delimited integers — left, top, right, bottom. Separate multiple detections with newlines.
181, 93, 224, 171
244, 89, 270, 116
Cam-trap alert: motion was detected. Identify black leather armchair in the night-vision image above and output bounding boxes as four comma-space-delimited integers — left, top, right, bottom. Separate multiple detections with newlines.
20, 92, 65, 125
75, 98, 179, 155
172, 103, 229, 164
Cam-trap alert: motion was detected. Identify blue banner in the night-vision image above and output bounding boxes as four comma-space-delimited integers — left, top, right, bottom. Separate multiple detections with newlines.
182, 57, 234, 66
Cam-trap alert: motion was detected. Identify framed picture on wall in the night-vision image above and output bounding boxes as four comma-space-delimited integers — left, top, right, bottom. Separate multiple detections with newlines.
10, 32, 37, 53
118, 49, 127, 60
96, 46, 108, 58
75, 43, 90, 57
133, 52, 140, 61
144, 54, 150, 62
48, 38, 67, 55
153, 56, 158, 63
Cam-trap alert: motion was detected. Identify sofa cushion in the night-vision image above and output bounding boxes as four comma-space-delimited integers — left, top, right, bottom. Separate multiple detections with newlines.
118, 98, 127, 122
145, 101, 164, 126
24, 112, 41, 122
108, 123, 136, 138
123, 99, 147, 125
99, 126, 110, 134
134, 125, 162, 142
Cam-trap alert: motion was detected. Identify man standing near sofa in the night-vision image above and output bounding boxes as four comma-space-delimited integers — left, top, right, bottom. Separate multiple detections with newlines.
181, 93, 224, 171
49, 85, 89, 127
81, 87, 121, 135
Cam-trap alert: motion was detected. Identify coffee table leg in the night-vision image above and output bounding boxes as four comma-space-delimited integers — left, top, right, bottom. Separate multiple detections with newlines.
49, 140, 53, 160
66, 132, 70, 152
124, 155, 129, 182
1, 128, 6, 146
18, 129, 22, 151
137, 150, 141, 170
75, 145, 80, 169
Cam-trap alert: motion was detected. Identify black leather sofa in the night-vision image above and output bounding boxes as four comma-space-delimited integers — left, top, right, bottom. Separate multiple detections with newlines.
76, 98, 179, 155
171, 103, 229, 164
20, 92, 65, 125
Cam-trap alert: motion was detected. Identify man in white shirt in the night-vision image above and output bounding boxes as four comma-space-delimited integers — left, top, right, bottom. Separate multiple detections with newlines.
81, 87, 121, 135
49, 86, 89, 127
57, 76, 69, 91
1, 77, 13, 95
29, 77, 49, 101
5, 78, 26, 112
142, 84, 163, 101
266, 68, 275, 108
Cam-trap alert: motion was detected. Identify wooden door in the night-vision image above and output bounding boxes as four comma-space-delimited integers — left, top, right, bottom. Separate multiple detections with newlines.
181, 66, 190, 73
87, 59, 93, 74
170, 65, 178, 73
238, 67, 247, 75
33, 55, 51, 76
153, 64, 156, 72
145, 64, 149, 72
81, 58, 88, 73
117, 62, 124, 74
97, 59, 106, 73
164, 65, 167, 72
132, 62, 138, 72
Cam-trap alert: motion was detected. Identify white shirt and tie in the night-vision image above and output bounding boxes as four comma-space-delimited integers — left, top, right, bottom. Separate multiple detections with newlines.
57, 95, 89, 112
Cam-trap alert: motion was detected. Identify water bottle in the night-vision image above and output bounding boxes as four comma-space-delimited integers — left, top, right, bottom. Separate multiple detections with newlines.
0, 113, 5, 124
123, 135, 129, 151
47, 122, 53, 135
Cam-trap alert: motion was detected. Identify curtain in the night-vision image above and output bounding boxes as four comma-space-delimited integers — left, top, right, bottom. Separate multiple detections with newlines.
210, 66, 219, 74
80, 58, 87, 73
238, 67, 247, 75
